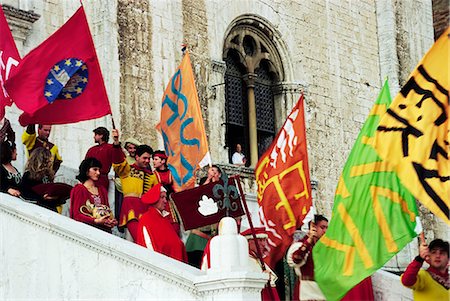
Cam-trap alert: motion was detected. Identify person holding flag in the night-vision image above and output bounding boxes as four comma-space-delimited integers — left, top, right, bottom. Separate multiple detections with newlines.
22, 124, 63, 173
401, 237, 449, 300
111, 129, 158, 242
286, 215, 329, 301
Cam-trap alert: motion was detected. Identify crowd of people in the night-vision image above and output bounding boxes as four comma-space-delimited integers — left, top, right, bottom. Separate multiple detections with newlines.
0, 123, 227, 267
0, 122, 448, 301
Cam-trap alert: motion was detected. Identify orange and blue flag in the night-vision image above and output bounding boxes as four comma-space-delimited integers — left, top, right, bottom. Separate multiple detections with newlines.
158, 52, 211, 191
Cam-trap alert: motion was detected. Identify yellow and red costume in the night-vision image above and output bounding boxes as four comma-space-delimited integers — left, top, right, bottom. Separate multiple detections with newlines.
112, 145, 158, 232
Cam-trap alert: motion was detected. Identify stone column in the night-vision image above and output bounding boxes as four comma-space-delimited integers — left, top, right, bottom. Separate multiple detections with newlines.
243, 73, 258, 168
117, 1, 155, 145
273, 82, 305, 130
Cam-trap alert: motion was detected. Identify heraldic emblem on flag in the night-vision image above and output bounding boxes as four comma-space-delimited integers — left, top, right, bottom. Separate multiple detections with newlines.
374, 27, 449, 224
44, 58, 88, 103
255, 94, 312, 269
5, 6, 111, 125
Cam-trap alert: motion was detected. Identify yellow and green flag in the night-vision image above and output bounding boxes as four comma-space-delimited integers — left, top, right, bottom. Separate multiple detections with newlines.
374, 27, 449, 224
313, 80, 419, 300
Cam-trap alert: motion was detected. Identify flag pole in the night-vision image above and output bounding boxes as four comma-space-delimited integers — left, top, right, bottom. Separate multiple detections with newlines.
110, 114, 116, 129
234, 175, 266, 270
234, 175, 275, 299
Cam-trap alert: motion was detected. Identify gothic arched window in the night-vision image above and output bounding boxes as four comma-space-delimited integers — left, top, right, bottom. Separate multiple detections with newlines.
223, 18, 284, 167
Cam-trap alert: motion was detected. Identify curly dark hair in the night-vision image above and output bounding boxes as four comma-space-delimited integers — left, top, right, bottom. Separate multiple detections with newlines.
76, 157, 102, 183
0, 141, 16, 164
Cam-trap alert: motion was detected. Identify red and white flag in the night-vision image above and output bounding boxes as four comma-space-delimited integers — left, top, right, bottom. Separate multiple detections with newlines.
255, 94, 312, 269
5, 6, 111, 125
0, 5, 21, 112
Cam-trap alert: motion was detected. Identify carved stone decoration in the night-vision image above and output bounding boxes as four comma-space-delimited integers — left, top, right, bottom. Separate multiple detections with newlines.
1, 4, 40, 51
223, 15, 285, 78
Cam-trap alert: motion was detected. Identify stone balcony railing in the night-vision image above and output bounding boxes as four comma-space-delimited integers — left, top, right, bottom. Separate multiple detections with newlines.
0, 193, 268, 300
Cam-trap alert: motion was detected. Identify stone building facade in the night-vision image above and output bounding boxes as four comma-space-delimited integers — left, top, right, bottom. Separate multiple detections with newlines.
2, 0, 446, 271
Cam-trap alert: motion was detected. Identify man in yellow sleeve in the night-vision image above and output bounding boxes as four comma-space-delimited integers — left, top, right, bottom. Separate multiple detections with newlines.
111, 129, 158, 243
401, 238, 449, 300
22, 124, 62, 172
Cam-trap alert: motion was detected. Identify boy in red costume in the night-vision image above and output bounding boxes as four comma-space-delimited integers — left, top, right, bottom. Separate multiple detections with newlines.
152, 150, 179, 235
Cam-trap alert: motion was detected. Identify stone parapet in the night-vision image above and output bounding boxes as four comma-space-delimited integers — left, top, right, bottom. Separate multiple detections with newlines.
0, 193, 268, 300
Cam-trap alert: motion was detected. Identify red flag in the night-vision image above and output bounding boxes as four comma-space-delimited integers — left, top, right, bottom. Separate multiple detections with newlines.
255, 94, 312, 269
5, 7, 111, 125
0, 5, 21, 110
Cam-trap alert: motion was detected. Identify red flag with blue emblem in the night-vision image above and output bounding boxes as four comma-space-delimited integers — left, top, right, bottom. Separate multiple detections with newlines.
5, 6, 111, 125
0, 5, 21, 110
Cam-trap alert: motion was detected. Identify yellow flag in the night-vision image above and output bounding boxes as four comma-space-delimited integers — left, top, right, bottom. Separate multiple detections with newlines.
374, 28, 449, 224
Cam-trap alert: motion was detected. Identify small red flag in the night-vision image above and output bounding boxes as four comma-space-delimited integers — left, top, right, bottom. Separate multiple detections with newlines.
5, 7, 111, 125
0, 5, 21, 110
255, 94, 312, 269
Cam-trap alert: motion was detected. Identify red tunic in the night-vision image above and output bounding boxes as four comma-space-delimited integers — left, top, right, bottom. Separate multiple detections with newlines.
154, 168, 175, 193
69, 183, 111, 232
289, 236, 374, 301
85, 143, 114, 190
155, 168, 179, 234
136, 207, 187, 263
119, 196, 149, 228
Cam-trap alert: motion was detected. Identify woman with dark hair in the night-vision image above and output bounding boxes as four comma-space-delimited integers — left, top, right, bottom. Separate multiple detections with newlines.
21, 147, 59, 211
0, 141, 21, 197
70, 157, 117, 232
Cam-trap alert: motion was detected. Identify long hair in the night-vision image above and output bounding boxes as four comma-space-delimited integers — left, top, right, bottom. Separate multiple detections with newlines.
25, 147, 54, 182
0, 141, 16, 164
76, 157, 102, 183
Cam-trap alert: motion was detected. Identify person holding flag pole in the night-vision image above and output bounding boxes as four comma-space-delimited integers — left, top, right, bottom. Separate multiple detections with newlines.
401, 233, 449, 300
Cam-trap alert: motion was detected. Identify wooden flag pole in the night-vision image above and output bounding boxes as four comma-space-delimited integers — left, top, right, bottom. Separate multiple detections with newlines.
234, 175, 275, 300
110, 114, 116, 129
234, 175, 266, 271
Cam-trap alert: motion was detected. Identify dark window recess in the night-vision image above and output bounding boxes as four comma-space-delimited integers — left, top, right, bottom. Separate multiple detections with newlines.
224, 54, 276, 165
255, 62, 275, 156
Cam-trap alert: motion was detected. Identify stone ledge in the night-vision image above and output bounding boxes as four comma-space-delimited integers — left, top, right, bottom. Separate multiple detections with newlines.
0, 193, 202, 293
2, 4, 40, 23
